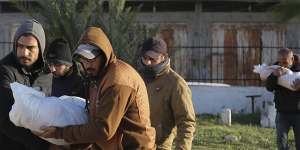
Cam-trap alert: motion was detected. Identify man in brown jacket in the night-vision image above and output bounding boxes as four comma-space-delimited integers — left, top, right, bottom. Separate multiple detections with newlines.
138, 37, 196, 150
37, 27, 156, 150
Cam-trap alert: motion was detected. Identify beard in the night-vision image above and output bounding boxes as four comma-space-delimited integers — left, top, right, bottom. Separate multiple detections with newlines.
18, 56, 35, 70
85, 68, 98, 77
18, 57, 32, 65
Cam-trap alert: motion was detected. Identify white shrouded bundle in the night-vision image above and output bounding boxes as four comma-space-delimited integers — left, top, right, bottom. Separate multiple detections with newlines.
253, 64, 300, 91
9, 82, 88, 145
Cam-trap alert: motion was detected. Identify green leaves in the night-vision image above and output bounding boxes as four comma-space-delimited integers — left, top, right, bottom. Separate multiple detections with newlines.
13, 0, 155, 64
272, 0, 300, 22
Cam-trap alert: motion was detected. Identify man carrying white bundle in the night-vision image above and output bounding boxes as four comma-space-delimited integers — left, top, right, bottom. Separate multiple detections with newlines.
265, 48, 300, 150
9, 82, 88, 146
0, 19, 53, 150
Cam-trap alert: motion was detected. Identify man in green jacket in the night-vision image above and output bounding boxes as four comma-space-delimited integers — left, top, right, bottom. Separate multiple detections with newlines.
138, 37, 196, 150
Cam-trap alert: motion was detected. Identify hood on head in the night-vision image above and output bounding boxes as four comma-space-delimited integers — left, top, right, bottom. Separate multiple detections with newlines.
13, 19, 46, 66
77, 27, 115, 68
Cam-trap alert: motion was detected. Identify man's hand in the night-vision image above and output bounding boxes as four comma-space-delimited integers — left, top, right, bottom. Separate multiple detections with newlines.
293, 79, 300, 90
31, 126, 57, 138
32, 128, 70, 150
272, 67, 288, 77
31, 130, 43, 137
40, 126, 57, 138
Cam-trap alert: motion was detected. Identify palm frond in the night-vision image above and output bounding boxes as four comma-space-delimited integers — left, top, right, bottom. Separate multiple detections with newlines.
12, 0, 157, 64
272, 0, 300, 22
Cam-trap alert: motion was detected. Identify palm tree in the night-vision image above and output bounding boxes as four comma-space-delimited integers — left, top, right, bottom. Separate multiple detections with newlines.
13, 0, 154, 64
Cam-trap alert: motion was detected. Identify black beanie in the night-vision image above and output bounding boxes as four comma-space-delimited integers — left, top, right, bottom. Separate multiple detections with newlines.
46, 38, 72, 66
141, 37, 167, 55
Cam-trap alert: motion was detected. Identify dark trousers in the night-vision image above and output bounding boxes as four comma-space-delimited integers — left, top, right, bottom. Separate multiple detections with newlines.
276, 112, 300, 150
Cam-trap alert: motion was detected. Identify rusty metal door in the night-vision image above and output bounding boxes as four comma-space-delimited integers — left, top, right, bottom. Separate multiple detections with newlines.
212, 23, 285, 85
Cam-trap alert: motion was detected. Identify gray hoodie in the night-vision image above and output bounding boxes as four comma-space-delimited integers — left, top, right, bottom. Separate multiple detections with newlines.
13, 19, 46, 55
0, 19, 51, 150
13, 19, 46, 71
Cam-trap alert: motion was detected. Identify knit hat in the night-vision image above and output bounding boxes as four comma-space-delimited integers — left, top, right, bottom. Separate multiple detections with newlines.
46, 38, 72, 66
141, 37, 167, 58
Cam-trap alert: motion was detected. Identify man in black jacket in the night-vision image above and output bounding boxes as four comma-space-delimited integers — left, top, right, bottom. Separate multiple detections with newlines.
46, 38, 86, 98
0, 19, 53, 150
266, 48, 300, 150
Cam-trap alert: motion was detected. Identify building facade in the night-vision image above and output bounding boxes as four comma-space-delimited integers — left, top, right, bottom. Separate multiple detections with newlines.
1, 0, 298, 85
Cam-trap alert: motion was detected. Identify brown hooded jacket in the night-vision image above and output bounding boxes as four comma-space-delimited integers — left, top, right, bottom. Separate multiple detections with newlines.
53, 27, 156, 150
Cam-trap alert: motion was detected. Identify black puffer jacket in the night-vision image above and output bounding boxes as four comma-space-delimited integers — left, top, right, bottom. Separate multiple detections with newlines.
265, 62, 300, 113
0, 20, 52, 150
51, 62, 87, 98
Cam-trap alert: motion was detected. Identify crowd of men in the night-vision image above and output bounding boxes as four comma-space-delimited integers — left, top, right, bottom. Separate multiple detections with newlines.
1, 18, 300, 150
0, 19, 196, 150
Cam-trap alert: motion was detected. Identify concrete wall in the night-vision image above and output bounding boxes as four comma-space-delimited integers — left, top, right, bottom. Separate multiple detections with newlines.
0, 13, 30, 59
2, 2, 300, 85
2, 5, 300, 49
1, 2, 299, 48
189, 83, 274, 115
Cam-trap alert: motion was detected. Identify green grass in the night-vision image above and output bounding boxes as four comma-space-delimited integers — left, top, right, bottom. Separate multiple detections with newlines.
192, 114, 296, 150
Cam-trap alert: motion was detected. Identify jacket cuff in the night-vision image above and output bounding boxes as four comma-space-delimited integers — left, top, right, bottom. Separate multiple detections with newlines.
54, 127, 64, 139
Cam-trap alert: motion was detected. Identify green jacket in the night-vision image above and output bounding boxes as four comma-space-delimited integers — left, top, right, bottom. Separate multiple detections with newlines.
145, 65, 196, 150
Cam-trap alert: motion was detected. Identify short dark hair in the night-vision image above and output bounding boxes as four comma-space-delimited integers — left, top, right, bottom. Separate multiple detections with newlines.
20, 33, 34, 37
278, 48, 293, 56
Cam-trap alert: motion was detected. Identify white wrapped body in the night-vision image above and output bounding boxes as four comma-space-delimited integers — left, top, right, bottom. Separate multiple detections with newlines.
253, 64, 300, 91
9, 82, 88, 145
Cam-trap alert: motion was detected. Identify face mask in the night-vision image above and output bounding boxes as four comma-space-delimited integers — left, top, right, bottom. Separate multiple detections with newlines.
140, 58, 170, 79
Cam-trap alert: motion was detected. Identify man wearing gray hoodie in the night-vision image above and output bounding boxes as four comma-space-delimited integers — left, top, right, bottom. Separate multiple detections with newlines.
0, 19, 53, 150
